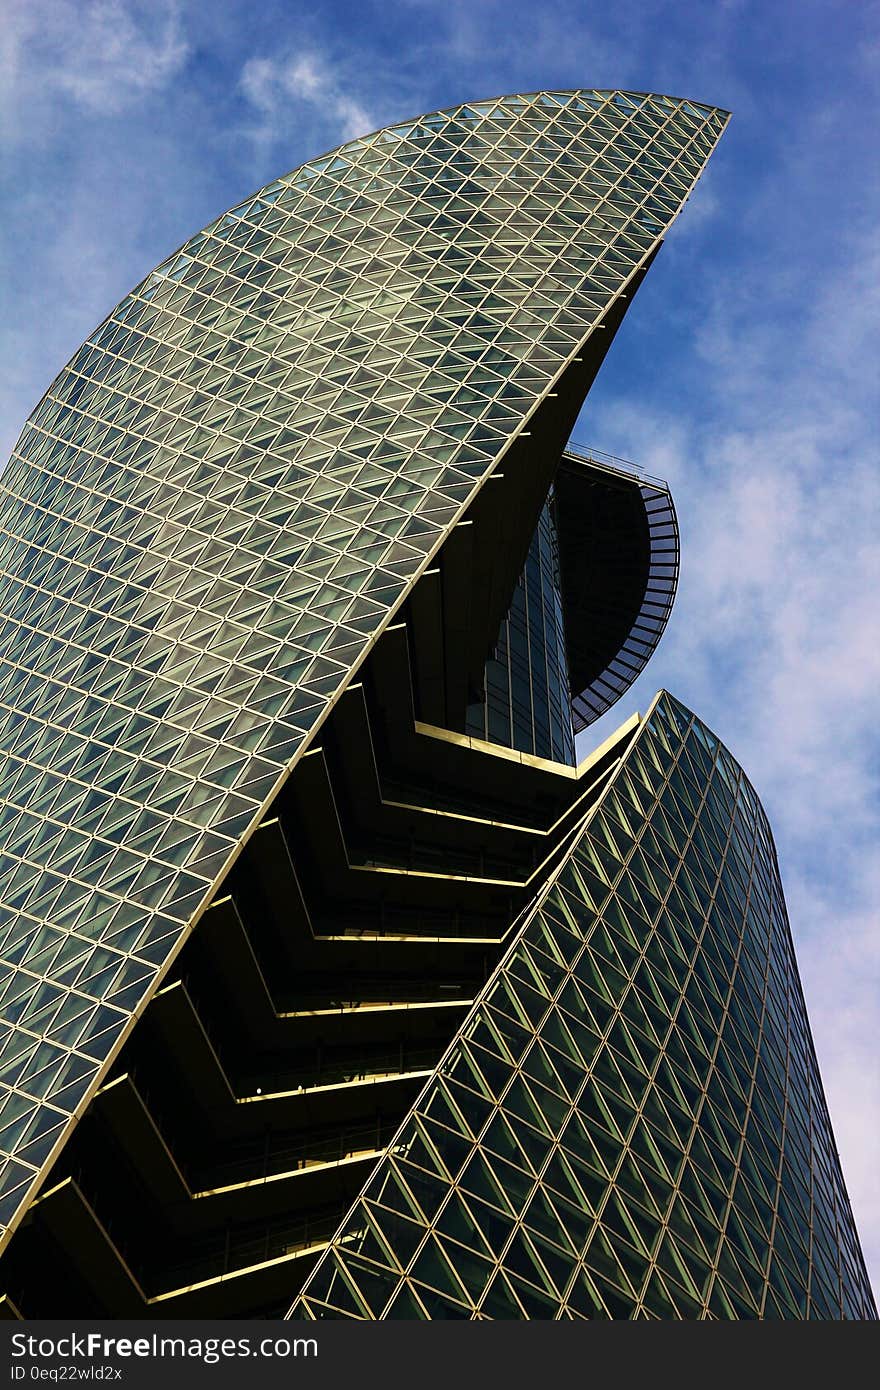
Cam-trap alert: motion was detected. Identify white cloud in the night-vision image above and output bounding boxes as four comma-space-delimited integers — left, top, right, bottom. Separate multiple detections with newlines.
240, 49, 375, 147
1, 0, 188, 127
789, 863, 880, 1280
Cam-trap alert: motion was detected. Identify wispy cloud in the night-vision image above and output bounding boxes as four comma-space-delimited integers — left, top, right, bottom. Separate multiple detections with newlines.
788, 860, 880, 1276
240, 49, 376, 147
2, 0, 188, 130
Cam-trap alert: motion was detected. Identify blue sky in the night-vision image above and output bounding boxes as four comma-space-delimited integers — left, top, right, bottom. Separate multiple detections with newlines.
1, 0, 878, 1297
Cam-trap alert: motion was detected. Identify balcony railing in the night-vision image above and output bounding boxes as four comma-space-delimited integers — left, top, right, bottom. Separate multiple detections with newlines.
565, 440, 670, 491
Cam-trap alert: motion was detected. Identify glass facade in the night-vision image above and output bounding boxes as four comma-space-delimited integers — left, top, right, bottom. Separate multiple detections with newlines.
291, 694, 876, 1320
466, 496, 575, 764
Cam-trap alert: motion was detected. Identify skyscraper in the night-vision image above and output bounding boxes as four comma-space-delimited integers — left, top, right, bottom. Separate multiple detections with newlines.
0, 90, 873, 1319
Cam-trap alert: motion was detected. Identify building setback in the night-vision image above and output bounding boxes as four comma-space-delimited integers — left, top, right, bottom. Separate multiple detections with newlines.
0, 91, 873, 1319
